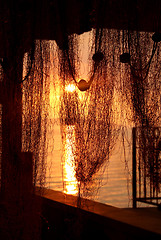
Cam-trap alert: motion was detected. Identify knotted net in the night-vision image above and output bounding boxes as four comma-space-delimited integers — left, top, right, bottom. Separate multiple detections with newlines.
1, 0, 161, 239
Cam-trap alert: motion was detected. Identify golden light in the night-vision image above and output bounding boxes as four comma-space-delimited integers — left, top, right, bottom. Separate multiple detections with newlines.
63, 125, 78, 195
65, 84, 76, 92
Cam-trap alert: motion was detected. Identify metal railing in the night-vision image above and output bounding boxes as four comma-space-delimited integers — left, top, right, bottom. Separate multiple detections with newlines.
132, 127, 161, 208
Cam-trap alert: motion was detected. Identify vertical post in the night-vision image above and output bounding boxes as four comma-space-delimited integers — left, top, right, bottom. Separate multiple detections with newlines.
1, 54, 23, 200
0, 81, 2, 189
132, 127, 137, 208
19, 152, 33, 195
0, 99, 2, 192
0, 81, 2, 103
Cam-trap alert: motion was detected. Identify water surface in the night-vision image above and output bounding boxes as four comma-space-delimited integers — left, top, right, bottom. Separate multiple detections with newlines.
45, 124, 133, 208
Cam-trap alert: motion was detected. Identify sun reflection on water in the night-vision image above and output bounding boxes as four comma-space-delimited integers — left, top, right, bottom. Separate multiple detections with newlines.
63, 125, 78, 195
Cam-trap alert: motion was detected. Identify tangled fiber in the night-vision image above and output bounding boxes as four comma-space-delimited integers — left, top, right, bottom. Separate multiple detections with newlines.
0, 0, 161, 239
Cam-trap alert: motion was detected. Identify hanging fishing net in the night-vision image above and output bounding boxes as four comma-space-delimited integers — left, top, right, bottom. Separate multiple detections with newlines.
1, 0, 161, 239
57, 29, 122, 200
54, 28, 161, 201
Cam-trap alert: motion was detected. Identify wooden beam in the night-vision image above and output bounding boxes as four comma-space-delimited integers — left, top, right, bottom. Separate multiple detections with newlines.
0, 81, 2, 104
1, 54, 23, 199
34, 0, 161, 46
132, 127, 137, 208
0, 0, 161, 57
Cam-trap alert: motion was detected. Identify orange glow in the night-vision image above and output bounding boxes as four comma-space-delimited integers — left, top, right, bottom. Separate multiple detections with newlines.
65, 84, 76, 93
63, 125, 78, 195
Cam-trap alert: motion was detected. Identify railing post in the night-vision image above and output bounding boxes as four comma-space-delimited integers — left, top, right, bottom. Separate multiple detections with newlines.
132, 127, 137, 208
1, 55, 23, 199
0, 81, 2, 104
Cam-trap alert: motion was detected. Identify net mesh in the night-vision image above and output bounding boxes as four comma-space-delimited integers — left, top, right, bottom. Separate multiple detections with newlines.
1, 1, 161, 239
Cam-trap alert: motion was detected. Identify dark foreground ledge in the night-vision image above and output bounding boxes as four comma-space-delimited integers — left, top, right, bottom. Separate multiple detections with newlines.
38, 188, 161, 240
